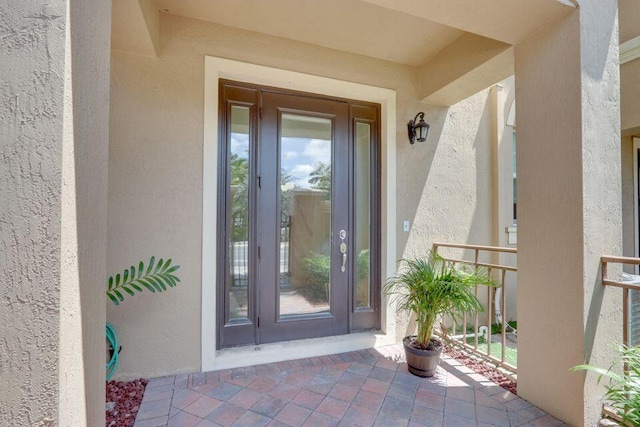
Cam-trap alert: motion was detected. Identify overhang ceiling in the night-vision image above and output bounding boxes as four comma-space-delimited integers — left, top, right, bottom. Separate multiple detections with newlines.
154, 0, 464, 67
112, 0, 577, 105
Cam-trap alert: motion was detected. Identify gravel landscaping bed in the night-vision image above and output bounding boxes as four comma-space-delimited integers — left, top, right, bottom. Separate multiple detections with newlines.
445, 344, 517, 394
105, 378, 147, 427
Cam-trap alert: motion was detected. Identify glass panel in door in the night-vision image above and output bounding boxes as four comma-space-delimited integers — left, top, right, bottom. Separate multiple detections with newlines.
354, 122, 371, 309
228, 105, 250, 321
279, 114, 332, 317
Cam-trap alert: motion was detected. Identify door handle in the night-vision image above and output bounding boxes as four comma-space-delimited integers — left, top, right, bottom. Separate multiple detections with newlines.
340, 242, 347, 272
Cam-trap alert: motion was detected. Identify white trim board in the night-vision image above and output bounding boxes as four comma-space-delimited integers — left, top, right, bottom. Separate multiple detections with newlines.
202, 56, 398, 372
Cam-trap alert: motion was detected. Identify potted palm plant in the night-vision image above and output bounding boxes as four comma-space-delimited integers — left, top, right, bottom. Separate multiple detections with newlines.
385, 250, 495, 377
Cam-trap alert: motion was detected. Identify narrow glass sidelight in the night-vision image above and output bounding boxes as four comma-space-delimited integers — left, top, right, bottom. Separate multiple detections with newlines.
278, 113, 332, 317
355, 122, 372, 309
228, 105, 250, 321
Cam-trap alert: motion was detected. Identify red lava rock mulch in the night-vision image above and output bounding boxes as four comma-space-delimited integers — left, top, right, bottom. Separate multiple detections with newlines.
444, 345, 518, 395
105, 378, 148, 427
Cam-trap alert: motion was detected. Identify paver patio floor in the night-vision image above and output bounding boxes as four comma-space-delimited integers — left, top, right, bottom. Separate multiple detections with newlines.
133, 344, 567, 427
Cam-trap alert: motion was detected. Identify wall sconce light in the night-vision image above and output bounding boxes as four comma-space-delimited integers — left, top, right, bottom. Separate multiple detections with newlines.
407, 112, 430, 144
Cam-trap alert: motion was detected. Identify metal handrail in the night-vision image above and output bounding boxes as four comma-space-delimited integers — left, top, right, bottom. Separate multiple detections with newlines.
601, 255, 640, 347
433, 242, 518, 375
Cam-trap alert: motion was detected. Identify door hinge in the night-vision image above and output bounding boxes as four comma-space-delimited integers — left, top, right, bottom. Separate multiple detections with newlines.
257, 174, 261, 189
257, 316, 260, 328
258, 246, 261, 259
259, 107, 262, 120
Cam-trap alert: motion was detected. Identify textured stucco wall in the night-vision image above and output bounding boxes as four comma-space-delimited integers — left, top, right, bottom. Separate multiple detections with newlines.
0, 1, 110, 425
0, 1, 66, 425
58, 0, 111, 425
108, 12, 507, 378
515, 2, 622, 425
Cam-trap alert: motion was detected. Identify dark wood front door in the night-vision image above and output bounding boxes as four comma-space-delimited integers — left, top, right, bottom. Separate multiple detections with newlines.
218, 80, 380, 348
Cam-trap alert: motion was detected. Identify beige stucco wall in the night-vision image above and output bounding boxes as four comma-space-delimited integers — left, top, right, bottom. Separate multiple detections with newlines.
515, 3, 622, 425
1, 1, 110, 425
0, 2, 66, 424
108, 12, 513, 378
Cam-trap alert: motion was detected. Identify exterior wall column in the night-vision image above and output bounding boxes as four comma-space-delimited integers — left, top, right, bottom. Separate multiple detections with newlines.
0, 1, 111, 425
514, 1, 622, 425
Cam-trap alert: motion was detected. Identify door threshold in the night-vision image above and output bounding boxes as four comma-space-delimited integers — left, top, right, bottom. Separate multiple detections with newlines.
206, 331, 395, 372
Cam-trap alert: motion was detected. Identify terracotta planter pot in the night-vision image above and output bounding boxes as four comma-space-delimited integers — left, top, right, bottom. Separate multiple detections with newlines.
403, 336, 443, 377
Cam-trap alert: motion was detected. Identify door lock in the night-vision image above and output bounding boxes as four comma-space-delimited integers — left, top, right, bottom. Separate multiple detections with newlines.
339, 230, 347, 272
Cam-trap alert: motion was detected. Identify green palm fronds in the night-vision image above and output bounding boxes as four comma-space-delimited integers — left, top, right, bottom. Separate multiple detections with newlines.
384, 251, 496, 347
572, 345, 640, 426
107, 256, 181, 305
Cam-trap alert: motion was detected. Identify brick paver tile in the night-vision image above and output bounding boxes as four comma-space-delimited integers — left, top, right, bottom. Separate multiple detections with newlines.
315, 396, 350, 419
530, 414, 565, 427
342, 403, 378, 427
231, 411, 271, 427
206, 383, 242, 401
247, 376, 278, 393
517, 405, 548, 423
172, 389, 203, 410
443, 397, 475, 420
346, 363, 374, 377
274, 403, 313, 426
137, 398, 172, 421
475, 405, 509, 427
134, 416, 169, 427
373, 411, 409, 427
417, 378, 447, 396
147, 376, 176, 388
442, 412, 476, 427
352, 389, 385, 410
445, 385, 475, 403
142, 389, 174, 404
268, 382, 301, 401
205, 402, 246, 427
183, 395, 223, 418
374, 358, 399, 371
387, 383, 417, 402
304, 380, 334, 396
392, 372, 420, 390
368, 367, 395, 383
505, 397, 533, 412
284, 371, 315, 387
414, 389, 445, 411
195, 420, 220, 427
168, 410, 202, 427
360, 378, 390, 395
328, 383, 359, 402
337, 372, 366, 388
251, 395, 287, 418
175, 374, 190, 389
379, 395, 412, 419
228, 388, 264, 409
316, 367, 344, 381
492, 389, 519, 404
410, 404, 444, 426
474, 390, 506, 410
302, 412, 339, 427
192, 373, 207, 388
292, 388, 325, 410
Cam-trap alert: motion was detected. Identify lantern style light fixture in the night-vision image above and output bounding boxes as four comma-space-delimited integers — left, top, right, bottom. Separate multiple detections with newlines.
407, 112, 430, 144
